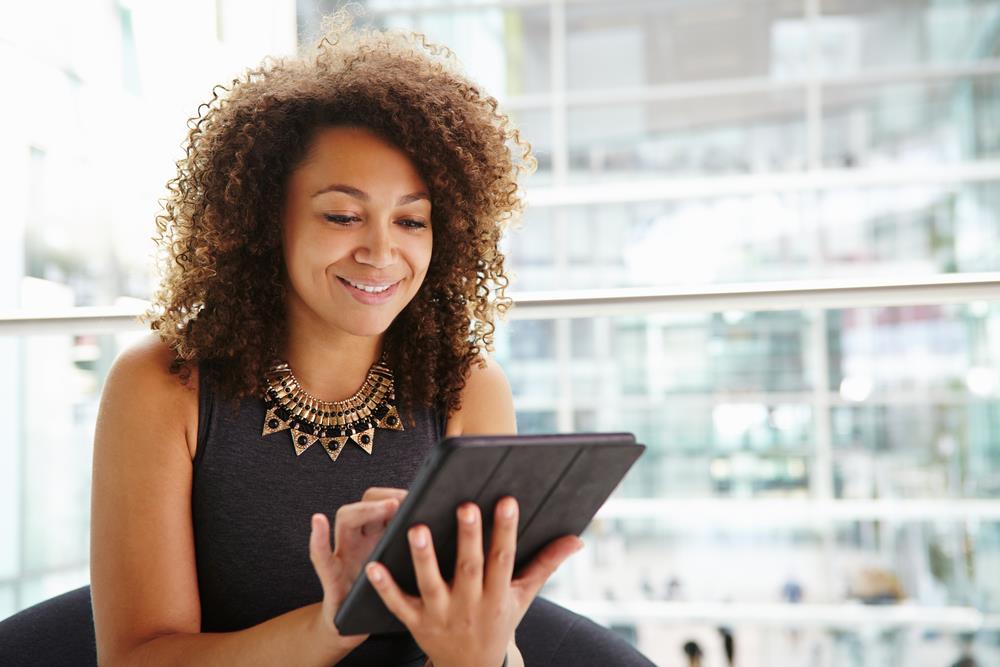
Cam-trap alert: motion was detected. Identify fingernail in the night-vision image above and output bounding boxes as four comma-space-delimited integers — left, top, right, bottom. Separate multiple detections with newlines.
367, 564, 383, 583
502, 499, 516, 519
410, 528, 427, 549
461, 505, 476, 524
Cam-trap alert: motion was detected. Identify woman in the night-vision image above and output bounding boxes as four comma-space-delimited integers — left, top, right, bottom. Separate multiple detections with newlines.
89, 11, 585, 667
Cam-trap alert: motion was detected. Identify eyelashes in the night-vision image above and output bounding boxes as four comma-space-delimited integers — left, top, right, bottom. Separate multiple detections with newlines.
323, 214, 428, 230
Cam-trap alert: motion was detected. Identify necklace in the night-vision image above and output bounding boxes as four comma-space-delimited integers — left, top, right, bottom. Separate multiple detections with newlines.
260, 354, 403, 462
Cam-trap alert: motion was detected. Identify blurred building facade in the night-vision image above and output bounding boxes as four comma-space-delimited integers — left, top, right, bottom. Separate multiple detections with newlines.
2, 1, 1000, 665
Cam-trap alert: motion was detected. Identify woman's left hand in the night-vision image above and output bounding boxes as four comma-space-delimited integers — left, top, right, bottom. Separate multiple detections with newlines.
364, 497, 583, 667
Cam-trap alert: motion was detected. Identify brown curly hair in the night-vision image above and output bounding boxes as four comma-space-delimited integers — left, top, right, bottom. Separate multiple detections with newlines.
142, 8, 535, 421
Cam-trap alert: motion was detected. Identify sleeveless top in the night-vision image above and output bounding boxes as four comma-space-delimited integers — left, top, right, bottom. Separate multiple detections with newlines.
191, 361, 444, 666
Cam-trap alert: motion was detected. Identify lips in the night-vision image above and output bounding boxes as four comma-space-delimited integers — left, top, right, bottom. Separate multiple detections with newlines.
339, 276, 397, 293
336, 276, 401, 305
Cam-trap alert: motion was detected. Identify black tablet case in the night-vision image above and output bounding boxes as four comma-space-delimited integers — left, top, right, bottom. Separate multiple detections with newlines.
334, 432, 645, 635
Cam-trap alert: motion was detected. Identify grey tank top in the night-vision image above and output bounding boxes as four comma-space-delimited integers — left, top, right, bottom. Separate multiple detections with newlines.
191, 361, 443, 665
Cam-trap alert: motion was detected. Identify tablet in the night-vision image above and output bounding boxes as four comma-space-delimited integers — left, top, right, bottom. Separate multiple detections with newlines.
334, 432, 645, 635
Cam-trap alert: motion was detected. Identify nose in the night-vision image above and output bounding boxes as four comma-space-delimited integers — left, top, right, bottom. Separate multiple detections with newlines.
354, 219, 396, 269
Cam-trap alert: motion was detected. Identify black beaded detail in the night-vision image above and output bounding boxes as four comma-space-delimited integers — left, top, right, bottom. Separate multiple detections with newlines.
261, 354, 402, 460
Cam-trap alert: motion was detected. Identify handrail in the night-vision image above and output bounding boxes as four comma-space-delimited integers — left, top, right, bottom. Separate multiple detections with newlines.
596, 498, 1000, 523
2, 273, 999, 333
548, 599, 999, 631
525, 161, 1000, 206
509, 272, 1000, 318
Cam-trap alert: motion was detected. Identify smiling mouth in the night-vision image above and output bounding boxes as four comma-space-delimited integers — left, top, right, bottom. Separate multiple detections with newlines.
337, 276, 400, 294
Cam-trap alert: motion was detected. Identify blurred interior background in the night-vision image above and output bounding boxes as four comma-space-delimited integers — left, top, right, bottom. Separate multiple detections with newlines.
2, 1, 1000, 665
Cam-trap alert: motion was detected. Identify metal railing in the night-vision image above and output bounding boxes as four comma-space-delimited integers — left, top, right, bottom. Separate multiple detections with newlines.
4, 272, 1000, 333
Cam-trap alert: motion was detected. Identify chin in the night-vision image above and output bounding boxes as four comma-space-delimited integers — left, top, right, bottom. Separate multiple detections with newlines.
338, 322, 393, 338
334, 312, 401, 338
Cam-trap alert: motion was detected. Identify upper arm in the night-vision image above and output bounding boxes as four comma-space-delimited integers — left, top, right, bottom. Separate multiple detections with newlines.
90, 333, 201, 666
443, 355, 516, 437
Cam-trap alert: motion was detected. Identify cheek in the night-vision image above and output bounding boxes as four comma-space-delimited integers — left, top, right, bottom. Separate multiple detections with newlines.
420, 235, 433, 270
286, 225, 344, 271
405, 236, 433, 278
282, 227, 328, 292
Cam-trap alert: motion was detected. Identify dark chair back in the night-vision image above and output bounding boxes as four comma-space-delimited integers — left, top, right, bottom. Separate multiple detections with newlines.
0, 586, 97, 667
0, 585, 655, 666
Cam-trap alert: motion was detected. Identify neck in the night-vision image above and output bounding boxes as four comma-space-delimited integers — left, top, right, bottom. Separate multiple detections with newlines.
280, 325, 386, 404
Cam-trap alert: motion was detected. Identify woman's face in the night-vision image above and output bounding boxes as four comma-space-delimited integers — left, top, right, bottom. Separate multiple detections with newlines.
281, 125, 433, 339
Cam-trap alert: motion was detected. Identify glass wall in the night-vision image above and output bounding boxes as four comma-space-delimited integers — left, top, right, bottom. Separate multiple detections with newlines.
0, 329, 148, 617
340, 1, 1000, 664
0, 0, 299, 613
3, 1, 999, 665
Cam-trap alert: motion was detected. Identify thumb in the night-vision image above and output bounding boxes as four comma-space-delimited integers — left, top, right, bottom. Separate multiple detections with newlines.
512, 535, 584, 606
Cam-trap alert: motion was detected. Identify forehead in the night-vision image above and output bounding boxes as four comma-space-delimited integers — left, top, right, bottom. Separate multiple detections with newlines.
293, 125, 428, 192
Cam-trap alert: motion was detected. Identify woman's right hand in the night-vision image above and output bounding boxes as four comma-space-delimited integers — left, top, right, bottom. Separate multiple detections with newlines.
309, 487, 408, 650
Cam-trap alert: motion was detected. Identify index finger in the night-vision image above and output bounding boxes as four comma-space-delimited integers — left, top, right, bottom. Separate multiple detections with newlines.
333, 499, 400, 538
361, 487, 409, 503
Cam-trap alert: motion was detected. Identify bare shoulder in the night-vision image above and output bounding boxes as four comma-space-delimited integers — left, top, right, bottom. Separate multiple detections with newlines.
113, 331, 197, 384
91, 332, 203, 664
105, 332, 200, 460
444, 355, 516, 437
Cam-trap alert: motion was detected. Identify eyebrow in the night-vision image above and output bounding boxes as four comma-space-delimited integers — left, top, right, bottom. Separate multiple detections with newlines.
311, 183, 430, 205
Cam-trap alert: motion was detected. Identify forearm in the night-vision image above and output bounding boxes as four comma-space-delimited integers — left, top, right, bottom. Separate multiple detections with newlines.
119, 602, 353, 667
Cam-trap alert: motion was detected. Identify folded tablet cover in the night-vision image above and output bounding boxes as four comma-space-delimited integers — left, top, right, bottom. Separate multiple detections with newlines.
334, 432, 645, 635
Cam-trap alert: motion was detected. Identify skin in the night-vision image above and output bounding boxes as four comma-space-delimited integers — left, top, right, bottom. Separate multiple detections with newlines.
90, 125, 581, 667
291, 127, 583, 665
279, 125, 434, 399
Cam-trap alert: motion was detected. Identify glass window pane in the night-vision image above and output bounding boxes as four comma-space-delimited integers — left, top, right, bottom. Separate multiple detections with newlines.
355, 4, 552, 97
508, 182, 1000, 290
0, 585, 14, 620
497, 312, 818, 499
2, 329, 144, 617
542, 518, 1000, 665
515, 410, 557, 434
16, 566, 90, 611
508, 107, 553, 187
567, 0, 803, 90
11, 3, 294, 310
823, 75, 1000, 169
818, 0, 1000, 74
496, 303, 1000, 504
828, 302, 1000, 499
568, 91, 807, 183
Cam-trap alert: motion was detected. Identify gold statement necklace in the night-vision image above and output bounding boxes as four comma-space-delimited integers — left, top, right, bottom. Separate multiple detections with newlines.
260, 353, 403, 462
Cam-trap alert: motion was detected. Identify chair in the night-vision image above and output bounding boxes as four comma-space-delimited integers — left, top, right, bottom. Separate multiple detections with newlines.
0, 586, 97, 666
0, 585, 655, 666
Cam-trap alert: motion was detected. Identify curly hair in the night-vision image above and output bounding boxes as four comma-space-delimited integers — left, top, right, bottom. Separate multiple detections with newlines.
142, 8, 535, 422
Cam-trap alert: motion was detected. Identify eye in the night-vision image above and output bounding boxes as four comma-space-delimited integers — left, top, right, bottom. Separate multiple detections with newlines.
398, 218, 428, 229
323, 214, 361, 225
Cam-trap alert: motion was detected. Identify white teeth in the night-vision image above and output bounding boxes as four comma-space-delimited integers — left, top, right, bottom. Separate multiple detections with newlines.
344, 278, 393, 294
